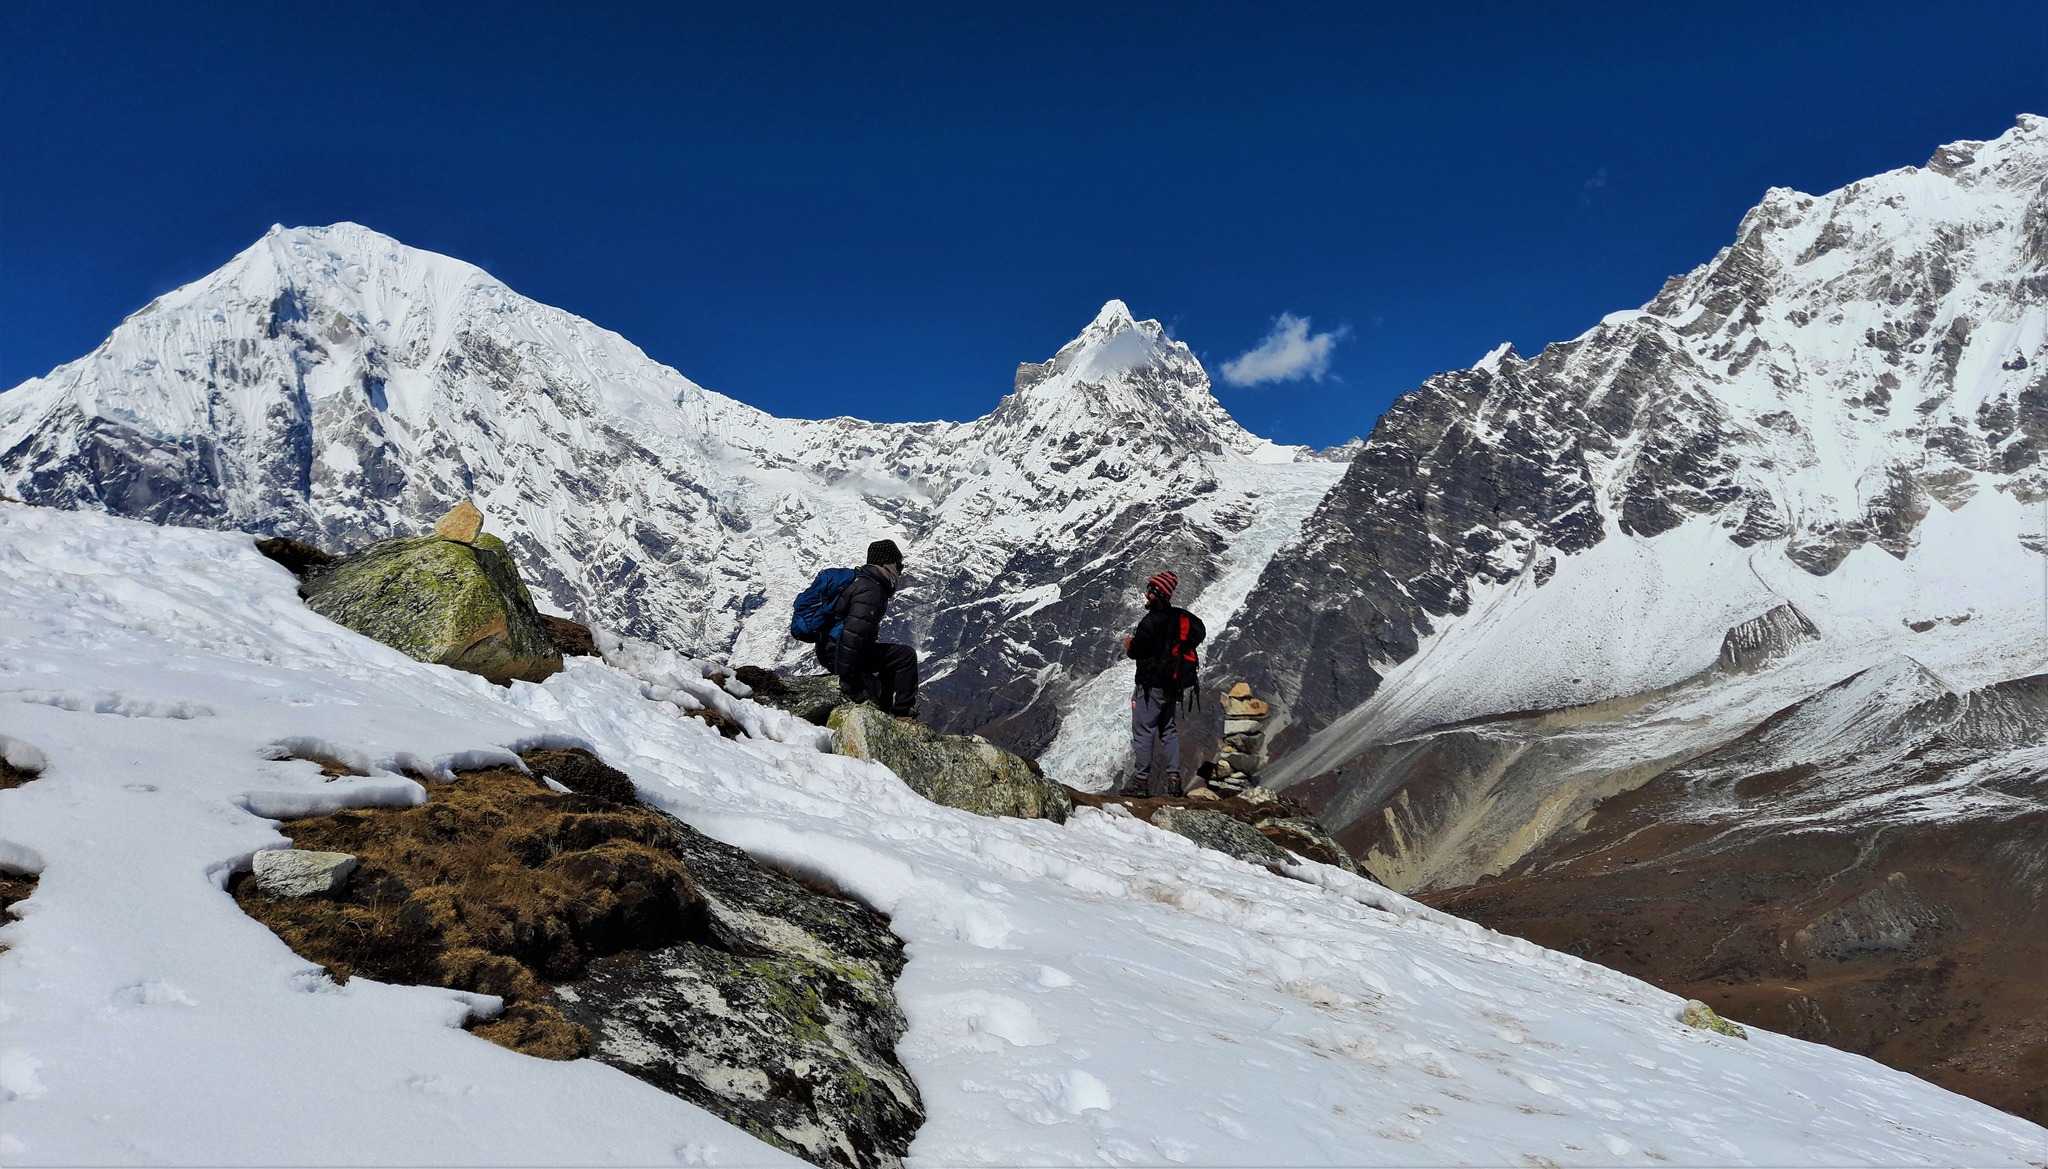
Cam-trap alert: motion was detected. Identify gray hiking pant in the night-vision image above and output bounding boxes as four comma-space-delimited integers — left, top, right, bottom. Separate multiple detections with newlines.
1129, 686, 1181, 785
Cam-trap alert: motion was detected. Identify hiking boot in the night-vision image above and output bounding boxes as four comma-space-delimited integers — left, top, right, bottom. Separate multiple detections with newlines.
1121, 783, 1151, 800
1166, 776, 1185, 798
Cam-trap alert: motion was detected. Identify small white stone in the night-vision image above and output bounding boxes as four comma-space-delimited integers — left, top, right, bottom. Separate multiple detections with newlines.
1222, 718, 1265, 735
253, 849, 358, 898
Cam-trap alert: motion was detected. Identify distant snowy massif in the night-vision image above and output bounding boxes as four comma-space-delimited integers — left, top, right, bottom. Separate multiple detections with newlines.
4, 113, 2048, 1160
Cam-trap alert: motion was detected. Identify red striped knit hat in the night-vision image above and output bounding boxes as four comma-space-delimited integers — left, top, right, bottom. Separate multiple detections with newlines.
1147, 570, 1179, 596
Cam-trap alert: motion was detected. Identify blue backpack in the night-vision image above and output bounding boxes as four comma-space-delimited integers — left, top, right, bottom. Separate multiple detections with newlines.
789, 567, 859, 643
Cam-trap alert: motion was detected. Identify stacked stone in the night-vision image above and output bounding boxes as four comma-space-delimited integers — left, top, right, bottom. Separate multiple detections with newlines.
1206, 682, 1271, 795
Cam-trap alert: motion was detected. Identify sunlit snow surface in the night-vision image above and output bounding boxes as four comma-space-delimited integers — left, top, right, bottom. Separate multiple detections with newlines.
1, 506, 2043, 1166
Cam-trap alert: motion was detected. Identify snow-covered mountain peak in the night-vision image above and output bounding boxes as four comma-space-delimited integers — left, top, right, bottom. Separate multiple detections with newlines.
998, 300, 1272, 462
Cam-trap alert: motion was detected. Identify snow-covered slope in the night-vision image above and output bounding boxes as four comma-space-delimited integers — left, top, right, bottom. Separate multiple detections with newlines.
2, 503, 2043, 1165
1222, 114, 2048, 766
0, 227, 1340, 775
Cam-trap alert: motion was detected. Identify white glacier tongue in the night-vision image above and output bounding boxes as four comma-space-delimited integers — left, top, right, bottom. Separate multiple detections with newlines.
0, 227, 1336, 759
0, 503, 2042, 1166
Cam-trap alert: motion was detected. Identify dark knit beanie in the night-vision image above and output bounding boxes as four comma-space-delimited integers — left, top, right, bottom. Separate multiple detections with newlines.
867, 539, 904, 566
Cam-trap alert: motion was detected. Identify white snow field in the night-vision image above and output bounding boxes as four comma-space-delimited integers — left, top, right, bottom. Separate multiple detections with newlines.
2, 504, 2044, 1166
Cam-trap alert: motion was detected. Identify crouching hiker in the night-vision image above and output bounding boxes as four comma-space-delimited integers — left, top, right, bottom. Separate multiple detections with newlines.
800, 539, 920, 722
1120, 570, 1205, 799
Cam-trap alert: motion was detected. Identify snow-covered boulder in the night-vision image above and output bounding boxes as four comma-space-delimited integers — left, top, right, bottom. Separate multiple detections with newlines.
300, 533, 562, 685
828, 705, 1072, 822
251, 849, 357, 898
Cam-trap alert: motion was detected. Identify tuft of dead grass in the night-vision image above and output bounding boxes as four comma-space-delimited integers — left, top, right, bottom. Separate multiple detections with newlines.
0, 757, 39, 790
235, 750, 710, 1059
0, 871, 37, 956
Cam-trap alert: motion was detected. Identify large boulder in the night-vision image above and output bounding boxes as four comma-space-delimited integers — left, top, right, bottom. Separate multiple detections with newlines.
556, 824, 922, 1169
300, 534, 562, 684
1149, 808, 1294, 868
829, 705, 1072, 823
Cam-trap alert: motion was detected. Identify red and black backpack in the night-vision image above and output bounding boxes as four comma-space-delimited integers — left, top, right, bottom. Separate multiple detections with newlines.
1156, 607, 1206, 704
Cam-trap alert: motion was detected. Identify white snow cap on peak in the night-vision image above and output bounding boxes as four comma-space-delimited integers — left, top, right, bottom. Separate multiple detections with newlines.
1090, 298, 1137, 331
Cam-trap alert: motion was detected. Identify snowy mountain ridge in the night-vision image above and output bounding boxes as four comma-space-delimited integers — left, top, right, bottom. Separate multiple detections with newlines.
0, 224, 1341, 777
1222, 113, 2048, 762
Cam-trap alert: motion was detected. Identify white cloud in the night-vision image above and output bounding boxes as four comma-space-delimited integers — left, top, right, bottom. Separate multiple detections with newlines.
1220, 313, 1346, 387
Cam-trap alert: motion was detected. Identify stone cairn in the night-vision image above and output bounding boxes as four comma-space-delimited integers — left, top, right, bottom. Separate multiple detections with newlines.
1204, 682, 1271, 796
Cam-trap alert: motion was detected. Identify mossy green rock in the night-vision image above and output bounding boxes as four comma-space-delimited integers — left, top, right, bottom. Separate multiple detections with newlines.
828, 704, 1072, 823
300, 534, 562, 684
1150, 808, 1295, 868
1679, 999, 1750, 1040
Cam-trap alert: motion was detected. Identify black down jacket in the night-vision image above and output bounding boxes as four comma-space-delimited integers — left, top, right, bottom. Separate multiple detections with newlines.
825, 565, 897, 684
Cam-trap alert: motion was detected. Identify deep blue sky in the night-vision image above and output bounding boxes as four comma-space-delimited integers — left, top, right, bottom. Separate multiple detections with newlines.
5, 3, 2047, 447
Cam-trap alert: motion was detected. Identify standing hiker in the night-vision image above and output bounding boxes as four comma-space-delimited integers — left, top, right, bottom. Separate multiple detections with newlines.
1120, 570, 1205, 798
808, 540, 920, 721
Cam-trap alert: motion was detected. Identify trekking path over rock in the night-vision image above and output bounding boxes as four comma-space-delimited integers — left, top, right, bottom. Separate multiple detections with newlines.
1, 505, 2043, 1166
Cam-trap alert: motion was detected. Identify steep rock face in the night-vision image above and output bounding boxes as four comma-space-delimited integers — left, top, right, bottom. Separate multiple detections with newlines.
1220, 115, 2048, 757
0, 230, 1340, 770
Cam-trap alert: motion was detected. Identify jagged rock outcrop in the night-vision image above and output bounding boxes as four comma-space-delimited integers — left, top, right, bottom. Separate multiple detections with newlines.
829, 704, 1072, 822
300, 531, 563, 684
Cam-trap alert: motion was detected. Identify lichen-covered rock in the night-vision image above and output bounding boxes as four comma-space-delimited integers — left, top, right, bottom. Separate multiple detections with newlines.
743, 670, 847, 725
557, 824, 921, 1169
252, 849, 357, 898
1679, 999, 1749, 1040
1256, 816, 1362, 874
300, 534, 562, 684
1149, 808, 1294, 868
829, 704, 1072, 823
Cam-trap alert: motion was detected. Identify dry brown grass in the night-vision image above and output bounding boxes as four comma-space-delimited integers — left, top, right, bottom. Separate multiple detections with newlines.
0, 757, 38, 790
235, 754, 708, 1059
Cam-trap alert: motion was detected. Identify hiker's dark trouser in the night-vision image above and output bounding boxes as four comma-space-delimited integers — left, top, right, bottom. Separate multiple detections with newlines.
1129, 685, 1181, 788
817, 640, 920, 716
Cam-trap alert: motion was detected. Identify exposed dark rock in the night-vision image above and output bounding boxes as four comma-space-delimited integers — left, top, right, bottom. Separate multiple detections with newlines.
538, 613, 598, 657
1716, 603, 1822, 673
556, 826, 920, 1169
747, 672, 847, 725
1256, 816, 1364, 876
254, 535, 336, 577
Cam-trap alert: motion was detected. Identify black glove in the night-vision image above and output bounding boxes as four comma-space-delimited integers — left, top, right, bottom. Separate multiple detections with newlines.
839, 678, 864, 701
